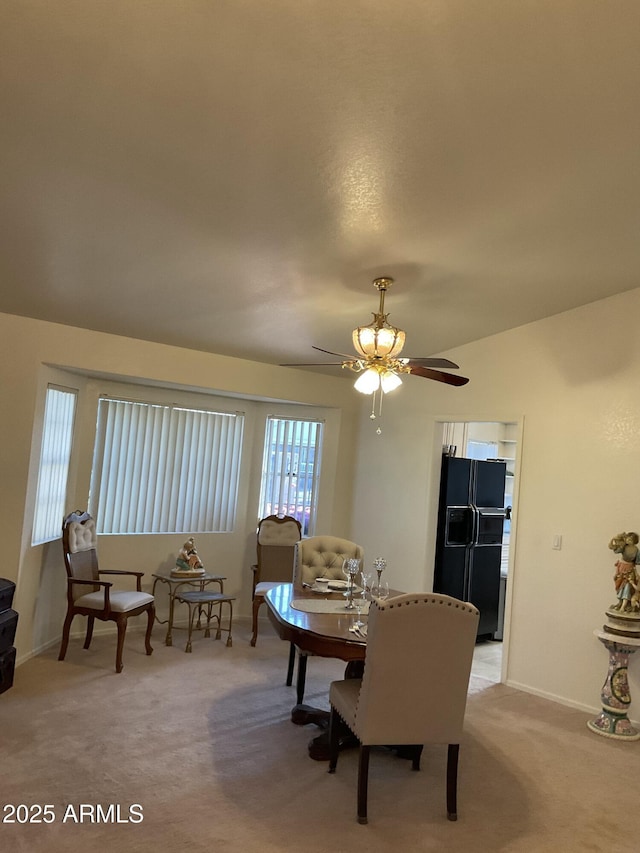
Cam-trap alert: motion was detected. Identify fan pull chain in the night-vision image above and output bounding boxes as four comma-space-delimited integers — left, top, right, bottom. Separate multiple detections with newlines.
369, 393, 376, 421
369, 390, 384, 434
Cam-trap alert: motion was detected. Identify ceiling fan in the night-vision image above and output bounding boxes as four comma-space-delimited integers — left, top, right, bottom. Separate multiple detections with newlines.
282, 277, 470, 395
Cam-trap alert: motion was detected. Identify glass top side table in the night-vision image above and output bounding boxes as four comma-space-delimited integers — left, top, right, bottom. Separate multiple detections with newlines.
151, 570, 226, 647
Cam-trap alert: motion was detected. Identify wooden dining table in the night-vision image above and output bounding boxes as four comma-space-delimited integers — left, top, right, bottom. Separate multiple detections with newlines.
265, 582, 368, 759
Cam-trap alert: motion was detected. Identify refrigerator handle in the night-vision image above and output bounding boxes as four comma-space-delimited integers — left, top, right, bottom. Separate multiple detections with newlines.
470, 505, 479, 546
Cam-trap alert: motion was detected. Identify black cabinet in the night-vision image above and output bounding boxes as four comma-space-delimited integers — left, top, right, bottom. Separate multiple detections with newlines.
0, 578, 16, 695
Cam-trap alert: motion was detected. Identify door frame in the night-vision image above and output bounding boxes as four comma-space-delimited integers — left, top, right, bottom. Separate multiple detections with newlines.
427, 417, 524, 684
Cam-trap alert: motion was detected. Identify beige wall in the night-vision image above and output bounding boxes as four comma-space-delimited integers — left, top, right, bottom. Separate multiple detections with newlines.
0, 312, 360, 662
351, 285, 640, 716
5, 286, 640, 720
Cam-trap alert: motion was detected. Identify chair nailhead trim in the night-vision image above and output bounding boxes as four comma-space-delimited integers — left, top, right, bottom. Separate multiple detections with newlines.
384, 595, 477, 615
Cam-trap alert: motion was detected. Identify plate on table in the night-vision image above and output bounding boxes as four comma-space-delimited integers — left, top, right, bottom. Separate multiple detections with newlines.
327, 580, 348, 591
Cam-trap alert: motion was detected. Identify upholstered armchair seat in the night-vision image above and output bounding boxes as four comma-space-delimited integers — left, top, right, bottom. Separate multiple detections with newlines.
73, 590, 154, 612
327, 677, 360, 730
328, 592, 479, 824
253, 580, 278, 597
295, 535, 364, 587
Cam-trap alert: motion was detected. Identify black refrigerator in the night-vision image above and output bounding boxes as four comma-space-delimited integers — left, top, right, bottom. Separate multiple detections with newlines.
433, 455, 506, 639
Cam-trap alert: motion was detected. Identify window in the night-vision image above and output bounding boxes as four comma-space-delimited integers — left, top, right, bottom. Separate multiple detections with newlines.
90, 398, 244, 534
258, 416, 323, 536
32, 386, 77, 545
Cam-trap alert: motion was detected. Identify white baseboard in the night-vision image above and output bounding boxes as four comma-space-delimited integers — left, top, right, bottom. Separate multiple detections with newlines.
505, 678, 640, 727
16, 614, 252, 668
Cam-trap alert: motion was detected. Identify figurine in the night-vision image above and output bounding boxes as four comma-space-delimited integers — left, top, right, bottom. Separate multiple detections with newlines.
174, 537, 205, 575
609, 531, 640, 612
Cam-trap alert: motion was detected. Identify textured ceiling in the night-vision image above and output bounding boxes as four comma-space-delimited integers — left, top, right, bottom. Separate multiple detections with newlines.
1, 1, 639, 376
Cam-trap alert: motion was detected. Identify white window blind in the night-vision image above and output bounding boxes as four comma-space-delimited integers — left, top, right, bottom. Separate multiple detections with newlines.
90, 398, 244, 534
258, 416, 323, 536
32, 386, 77, 545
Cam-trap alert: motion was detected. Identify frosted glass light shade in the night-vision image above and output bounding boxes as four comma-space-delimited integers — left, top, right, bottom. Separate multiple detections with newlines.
354, 368, 381, 394
380, 370, 403, 393
352, 324, 405, 359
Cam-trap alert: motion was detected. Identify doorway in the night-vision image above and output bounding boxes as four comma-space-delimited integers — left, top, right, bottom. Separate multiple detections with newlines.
440, 420, 519, 684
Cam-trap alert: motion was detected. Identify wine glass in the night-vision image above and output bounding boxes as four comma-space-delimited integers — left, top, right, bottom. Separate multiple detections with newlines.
341, 558, 352, 597
353, 589, 367, 629
341, 558, 349, 581
375, 579, 390, 602
360, 568, 373, 600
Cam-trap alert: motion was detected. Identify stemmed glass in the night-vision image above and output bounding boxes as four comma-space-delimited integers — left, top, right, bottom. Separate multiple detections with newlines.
341, 558, 350, 591
375, 580, 390, 602
341, 558, 354, 598
360, 568, 373, 601
353, 589, 367, 629
373, 557, 386, 595
351, 568, 371, 630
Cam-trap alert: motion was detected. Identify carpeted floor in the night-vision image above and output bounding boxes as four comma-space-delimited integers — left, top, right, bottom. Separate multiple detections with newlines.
0, 619, 633, 853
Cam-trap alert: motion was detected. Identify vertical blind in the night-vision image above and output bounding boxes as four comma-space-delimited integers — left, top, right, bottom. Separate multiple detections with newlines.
32, 386, 77, 545
259, 416, 323, 536
91, 398, 244, 534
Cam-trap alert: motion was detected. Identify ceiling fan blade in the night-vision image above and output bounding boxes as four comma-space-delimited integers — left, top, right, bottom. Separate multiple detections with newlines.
311, 348, 460, 371
404, 357, 460, 370
280, 361, 343, 367
409, 365, 469, 386
312, 345, 356, 359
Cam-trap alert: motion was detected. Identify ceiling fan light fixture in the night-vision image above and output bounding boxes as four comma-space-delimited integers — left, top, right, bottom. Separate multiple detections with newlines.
380, 369, 403, 393
354, 367, 381, 394
351, 276, 406, 360
352, 324, 406, 359
354, 366, 403, 395
281, 275, 467, 433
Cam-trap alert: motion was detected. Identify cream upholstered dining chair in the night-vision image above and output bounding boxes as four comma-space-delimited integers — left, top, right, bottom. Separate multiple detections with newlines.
291, 535, 364, 703
328, 592, 479, 825
294, 535, 364, 587
59, 510, 155, 673
250, 515, 301, 683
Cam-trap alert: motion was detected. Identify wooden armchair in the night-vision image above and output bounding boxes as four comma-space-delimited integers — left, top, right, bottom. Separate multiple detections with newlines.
250, 515, 301, 683
58, 510, 155, 673
251, 515, 301, 646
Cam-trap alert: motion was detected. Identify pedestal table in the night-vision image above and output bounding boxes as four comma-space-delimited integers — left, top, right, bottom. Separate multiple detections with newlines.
588, 629, 640, 741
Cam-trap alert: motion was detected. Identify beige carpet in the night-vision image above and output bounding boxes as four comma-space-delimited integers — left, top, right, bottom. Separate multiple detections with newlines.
0, 619, 633, 853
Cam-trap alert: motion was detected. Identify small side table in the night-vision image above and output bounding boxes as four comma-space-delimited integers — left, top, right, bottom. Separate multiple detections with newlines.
588, 629, 640, 741
151, 571, 226, 647
174, 590, 235, 652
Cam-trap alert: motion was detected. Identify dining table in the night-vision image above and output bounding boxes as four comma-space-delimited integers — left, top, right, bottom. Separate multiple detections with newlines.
265, 581, 370, 760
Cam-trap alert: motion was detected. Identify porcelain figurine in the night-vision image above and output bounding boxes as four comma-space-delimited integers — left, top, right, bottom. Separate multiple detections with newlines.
174, 537, 205, 575
609, 532, 640, 612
